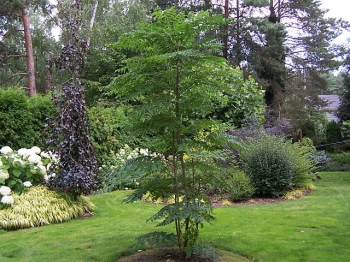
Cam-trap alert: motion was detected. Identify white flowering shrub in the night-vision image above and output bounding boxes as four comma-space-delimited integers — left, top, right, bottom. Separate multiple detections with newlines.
0, 146, 57, 199
115, 144, 157, 167
100, 144, 159, 191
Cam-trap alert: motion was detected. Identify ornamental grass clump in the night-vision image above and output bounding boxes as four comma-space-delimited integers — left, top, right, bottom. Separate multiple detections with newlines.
0, 185, 95, 230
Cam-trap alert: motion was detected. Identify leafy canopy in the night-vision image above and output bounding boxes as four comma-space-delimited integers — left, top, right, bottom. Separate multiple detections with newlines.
108, 7, 248, 258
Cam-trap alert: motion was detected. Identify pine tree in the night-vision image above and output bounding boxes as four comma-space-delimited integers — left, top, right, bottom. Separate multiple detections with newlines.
0, 0, 52, 96
337, 74, 350, 122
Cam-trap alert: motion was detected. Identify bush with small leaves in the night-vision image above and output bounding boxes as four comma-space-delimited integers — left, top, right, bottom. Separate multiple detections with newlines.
0, 185, 95, 230
0, 88, 55, 149
227, 170, 255, 201
88, 105, 128, 167
242, 135, 312, 197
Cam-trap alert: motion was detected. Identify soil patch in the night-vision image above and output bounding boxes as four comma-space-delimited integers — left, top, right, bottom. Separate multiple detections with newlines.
117, 248, 251, 262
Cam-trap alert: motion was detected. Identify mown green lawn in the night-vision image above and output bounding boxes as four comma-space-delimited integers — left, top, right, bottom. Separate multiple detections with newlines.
1, 172, 349, 262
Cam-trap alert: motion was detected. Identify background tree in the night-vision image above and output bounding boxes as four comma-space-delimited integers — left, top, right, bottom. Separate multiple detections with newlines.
337, 73, 350, 122
0, 0, 52, 96
81, 0, 150, 106
225, 0, 348, 119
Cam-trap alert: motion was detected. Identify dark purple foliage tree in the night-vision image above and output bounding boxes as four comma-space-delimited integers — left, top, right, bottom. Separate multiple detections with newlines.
45, 0, 100, 196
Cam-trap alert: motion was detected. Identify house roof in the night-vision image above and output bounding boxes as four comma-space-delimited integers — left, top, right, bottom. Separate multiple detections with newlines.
318, 95, 341, 122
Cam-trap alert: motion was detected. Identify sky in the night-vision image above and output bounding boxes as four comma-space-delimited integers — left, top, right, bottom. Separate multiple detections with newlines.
321, 0, 350, 44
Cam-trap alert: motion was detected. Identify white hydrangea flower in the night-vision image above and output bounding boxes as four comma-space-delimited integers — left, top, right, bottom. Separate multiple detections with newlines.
140, 148, 149, 156
127, 155, 133, 160
1, 195, 14, 205
48, 151, 59, 163
0, 185, 11, 196
44, 172, 56, 181
12, 157, 25, 167
23, 181, 32, 188
17, 148, 30, 158
30, 146, 41, 154
28, 154, 42, 164
40, 151, 50, 158
0, 146, 13, 155
0, 169, 9, 180
119, 149, 126, 156
37, 165, 47, 175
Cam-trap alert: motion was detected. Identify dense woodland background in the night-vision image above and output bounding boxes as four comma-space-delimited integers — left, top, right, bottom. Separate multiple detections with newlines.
1, 0, 350, 147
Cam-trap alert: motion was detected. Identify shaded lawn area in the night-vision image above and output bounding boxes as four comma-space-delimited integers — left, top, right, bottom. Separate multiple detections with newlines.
1, 172, 350, 262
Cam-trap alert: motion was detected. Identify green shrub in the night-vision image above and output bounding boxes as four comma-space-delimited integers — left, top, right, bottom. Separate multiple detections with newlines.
318, 152, 350, 171
329, 152, 350, 165
241, 135, 312, 197
0, 185, 94, 230
326, 121, 343, 143
228, 170, 255, 201
291, 138, 317, 186
88, 104, 148, 167
88, 105, 122, 166
0, 88, 55, 149
325, 121, 343, 152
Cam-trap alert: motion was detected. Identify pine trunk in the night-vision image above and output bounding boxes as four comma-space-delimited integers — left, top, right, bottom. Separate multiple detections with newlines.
22, 6, 36, 97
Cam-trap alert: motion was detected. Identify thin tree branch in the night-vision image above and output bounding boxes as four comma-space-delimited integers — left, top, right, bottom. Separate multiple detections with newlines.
0, 54, 27, 64
0, 72, 27, 85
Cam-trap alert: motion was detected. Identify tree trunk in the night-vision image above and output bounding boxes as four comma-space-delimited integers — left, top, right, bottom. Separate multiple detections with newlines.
87, 0, 98, 47
22, 5, 36, 97
235, 0, 240, 65
222, 0, 229, 59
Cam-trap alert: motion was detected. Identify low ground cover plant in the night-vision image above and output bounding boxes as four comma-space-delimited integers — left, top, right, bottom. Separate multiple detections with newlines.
318, 151, 350, 171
